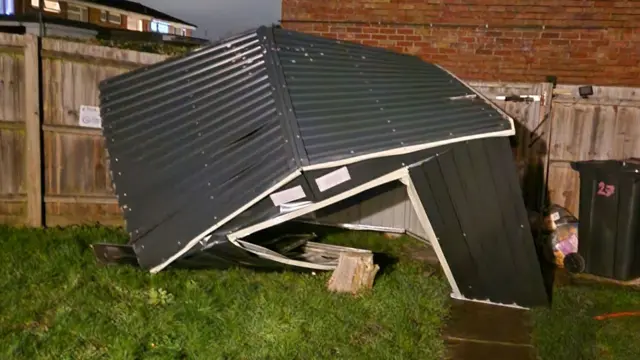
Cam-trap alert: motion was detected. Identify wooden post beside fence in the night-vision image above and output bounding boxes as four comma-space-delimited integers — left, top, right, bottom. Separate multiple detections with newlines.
23, 34, 44, 227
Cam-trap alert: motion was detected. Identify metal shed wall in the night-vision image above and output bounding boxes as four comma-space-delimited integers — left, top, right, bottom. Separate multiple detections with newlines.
309, 184, 427, 239
409, 137, 549, 307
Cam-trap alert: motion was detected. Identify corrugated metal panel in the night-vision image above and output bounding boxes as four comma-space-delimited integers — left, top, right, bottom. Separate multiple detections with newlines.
99, 29, 296, 269
409, 137, 549, 307
311, 183, 428, 239
273, 28, 512, 164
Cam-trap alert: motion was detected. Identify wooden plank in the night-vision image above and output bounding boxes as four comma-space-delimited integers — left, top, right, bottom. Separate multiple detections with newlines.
42, 38, 167, 66
23, 34, 43, 227
0, 194, 117, 204
0, 33, 26, 47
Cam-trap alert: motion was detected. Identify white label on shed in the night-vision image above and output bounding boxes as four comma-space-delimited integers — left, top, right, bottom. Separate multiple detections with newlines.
270, 185, 306, 206
550, 212, 560, 221
315, 166, 351, 192
79, 105, 102, 128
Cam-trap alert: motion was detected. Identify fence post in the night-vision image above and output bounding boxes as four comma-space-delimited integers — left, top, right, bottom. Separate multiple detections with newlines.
23, 34, 44, 227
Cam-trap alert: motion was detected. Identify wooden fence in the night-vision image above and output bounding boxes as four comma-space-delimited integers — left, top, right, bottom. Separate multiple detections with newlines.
1, 32, 639, 226
0, 33, 166, 226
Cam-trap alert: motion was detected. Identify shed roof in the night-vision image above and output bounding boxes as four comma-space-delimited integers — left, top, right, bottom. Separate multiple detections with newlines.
99, 25, 514, 271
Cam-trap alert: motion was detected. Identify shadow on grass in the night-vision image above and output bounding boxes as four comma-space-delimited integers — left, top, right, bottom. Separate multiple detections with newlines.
372, 252, 399, 277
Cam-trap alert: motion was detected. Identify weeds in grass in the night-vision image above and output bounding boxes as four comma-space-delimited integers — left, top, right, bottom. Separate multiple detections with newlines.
0, 225, 449, 360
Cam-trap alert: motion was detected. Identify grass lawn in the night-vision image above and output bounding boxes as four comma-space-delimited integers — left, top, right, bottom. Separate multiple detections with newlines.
532, 281, 640, 360
0, 226, 449, 360
2, 225, 640, 360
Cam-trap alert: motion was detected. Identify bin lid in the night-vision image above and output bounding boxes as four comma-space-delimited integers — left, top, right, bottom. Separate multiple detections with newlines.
571, 159, 640, 174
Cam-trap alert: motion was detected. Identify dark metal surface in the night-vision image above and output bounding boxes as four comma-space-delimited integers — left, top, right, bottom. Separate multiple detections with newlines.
572, 160, 640, 280
99, 28, 296, 269
273, 28, 511, 164
99, 25, 525, 273
409, 138, 549, 307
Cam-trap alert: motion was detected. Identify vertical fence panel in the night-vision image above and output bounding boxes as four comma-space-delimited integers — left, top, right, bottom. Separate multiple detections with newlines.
40, 39, 167, 226
548, 85, 640, 215
0, 34, 26, 225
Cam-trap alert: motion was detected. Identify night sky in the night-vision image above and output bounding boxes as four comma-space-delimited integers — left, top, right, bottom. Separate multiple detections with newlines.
137, 0, 282, 39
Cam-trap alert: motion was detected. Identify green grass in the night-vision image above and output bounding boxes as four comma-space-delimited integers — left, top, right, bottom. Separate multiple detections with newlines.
0, 226, 449, 360
532, 282, 640, 360
3, 225, 640, 360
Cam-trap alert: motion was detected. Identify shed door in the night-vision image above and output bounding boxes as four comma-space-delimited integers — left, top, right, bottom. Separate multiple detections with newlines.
408, 138, 549, 308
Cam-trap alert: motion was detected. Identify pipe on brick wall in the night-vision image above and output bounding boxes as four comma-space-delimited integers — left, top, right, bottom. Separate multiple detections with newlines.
279, 19, 618, 31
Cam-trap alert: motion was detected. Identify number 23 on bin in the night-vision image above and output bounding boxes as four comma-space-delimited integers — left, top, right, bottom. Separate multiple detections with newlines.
597, 181, 615, 197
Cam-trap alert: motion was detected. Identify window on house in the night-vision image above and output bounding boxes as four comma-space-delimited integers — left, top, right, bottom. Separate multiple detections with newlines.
181, 28, 188, 36
1, 0, 15, 15
30, 0, 61, 13
150, 20, 170, 34
100, 10, 107, 22
108, 12, 121, 24
67, 4, 88, 22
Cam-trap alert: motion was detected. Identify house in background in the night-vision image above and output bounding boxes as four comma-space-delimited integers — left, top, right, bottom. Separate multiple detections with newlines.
1, 0, 196, 37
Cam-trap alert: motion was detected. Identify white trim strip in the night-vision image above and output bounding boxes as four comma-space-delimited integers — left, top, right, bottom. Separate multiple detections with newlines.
301, 128, 514, 171
436, 64, 517, 132
235, 240, 337, 271
402, 175, 462, 297
295, 219, 406, 234
149, 170, 302, 273
227, 168, 409, 241
450, 293, 529, 310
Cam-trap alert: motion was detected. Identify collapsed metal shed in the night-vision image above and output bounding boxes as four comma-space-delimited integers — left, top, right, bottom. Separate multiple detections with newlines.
98, 26, 549, 308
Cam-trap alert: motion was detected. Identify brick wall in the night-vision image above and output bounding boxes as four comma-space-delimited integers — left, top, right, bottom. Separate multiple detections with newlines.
281, 0, 640, 85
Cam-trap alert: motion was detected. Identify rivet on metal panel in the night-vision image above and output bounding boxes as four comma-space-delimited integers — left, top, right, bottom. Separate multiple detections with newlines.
296, 135, 300, 138
463, 233, 467, 237
449, 132, 453, 136
115, 158, 118, 162
304, 53, 308, 57
401, 163, 405, 166
135, 229, 139, 234
350, 150, 355, 154
198, 132, 202, 136
387, 120, 391, 123
178, 241, 182, 246
401, 142, 405, 145
205, 164, 208, 167
208, 182, 211, 186
291, 60, 296, 63
285, 140, 289, 143
380, 107, 384, 110
141, 245, 144, 249
210, 196, 214, 199
124, 193, 127, 197
118, 171, 122, 175
320, 52, 324, 55
214, 217, 218, 220
520, 224, 525, 228
392, 129, 396, 132
310, 58, 314, 62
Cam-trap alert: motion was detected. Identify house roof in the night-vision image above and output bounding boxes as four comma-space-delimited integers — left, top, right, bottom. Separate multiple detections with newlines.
81, 0, 196, 27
